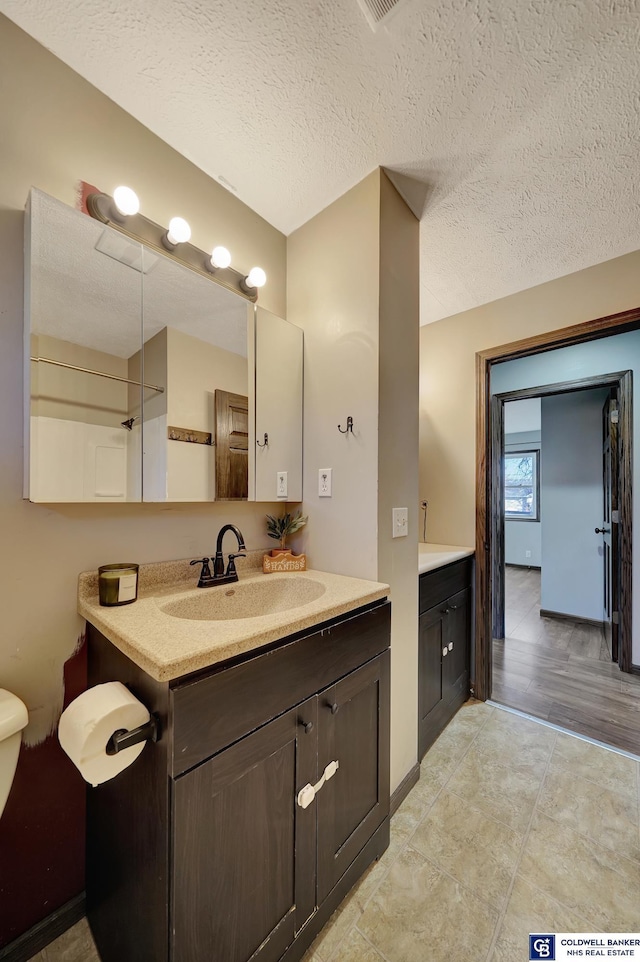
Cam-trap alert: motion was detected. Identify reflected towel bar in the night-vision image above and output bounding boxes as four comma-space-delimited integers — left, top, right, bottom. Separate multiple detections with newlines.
30, 356, 165, 393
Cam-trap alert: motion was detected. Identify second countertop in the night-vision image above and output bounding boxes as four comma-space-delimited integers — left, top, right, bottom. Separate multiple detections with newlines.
419, 542, 474, 574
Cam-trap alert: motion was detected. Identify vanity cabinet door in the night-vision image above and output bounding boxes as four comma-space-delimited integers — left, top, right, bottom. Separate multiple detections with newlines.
443, 587, 471, 695
316, 651, 390, 904
418, 578, 472, 761
418, 604, 447, 759
172, 698, 317, 962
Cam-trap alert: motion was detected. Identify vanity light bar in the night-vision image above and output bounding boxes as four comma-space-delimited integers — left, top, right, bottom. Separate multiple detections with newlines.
86, 190, 267, 302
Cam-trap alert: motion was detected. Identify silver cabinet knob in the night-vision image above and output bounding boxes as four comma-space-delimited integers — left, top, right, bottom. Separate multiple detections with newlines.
448, 642, 454, 651
442, 647, 448, 657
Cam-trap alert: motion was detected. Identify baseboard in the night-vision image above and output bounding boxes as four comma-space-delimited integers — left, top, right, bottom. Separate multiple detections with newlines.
390, 763, 420, 816
0, 893, 85, 962
540, 608, 604, 629
505, 563, 541, 570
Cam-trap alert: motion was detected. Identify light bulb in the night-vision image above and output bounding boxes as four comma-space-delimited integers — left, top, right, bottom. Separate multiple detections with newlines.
210, 246, 231, 269
246, 266, 267, 289
113, 185, 140, 217
166, 217, 191, 246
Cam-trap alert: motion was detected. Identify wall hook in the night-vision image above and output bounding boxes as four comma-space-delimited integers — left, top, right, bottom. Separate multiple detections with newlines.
338, 417, 353, 434
256, 433, 269, 447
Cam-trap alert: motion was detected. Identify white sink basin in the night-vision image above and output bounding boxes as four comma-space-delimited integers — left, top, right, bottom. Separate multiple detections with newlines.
159, 577, 327, 621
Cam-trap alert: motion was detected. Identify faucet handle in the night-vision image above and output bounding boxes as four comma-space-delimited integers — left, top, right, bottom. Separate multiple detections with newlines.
190, 557, 213, 587
226, 553, 246, 577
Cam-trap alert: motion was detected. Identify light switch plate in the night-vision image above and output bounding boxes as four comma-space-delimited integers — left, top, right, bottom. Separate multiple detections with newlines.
277, 471, 287, 498
319, 468, 332, 497
392, 507, 408, 538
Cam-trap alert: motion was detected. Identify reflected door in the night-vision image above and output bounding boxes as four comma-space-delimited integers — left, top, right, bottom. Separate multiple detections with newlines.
215, 390, 249, 500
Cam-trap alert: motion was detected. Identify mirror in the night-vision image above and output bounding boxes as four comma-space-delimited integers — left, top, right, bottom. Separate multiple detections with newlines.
139, 250, 251, 502
26, 190, 143, 502
24, 189, 304, 503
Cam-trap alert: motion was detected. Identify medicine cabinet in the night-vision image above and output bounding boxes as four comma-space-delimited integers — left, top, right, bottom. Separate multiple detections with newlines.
24, 189, 303, 503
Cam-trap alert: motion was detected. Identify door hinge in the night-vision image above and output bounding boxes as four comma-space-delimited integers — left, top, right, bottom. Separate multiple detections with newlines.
612, 611, 619, 625
296, 760, 339, 809
612, 510, 619, 524
610, 408, 619, 424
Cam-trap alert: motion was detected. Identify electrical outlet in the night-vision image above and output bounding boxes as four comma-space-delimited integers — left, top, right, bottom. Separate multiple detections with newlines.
277, 471, 287, 498
318, 468, 332, 497
392, 507, 408, 538
525, 550, 532, 559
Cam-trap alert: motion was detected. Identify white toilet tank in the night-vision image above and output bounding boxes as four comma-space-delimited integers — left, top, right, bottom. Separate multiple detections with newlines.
0, 689, 29, 818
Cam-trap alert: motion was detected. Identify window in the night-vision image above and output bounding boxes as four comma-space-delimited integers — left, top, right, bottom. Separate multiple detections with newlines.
504, 450, 539, 521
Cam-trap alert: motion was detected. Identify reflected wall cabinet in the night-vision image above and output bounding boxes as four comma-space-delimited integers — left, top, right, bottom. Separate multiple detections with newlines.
24, 188, 303, 503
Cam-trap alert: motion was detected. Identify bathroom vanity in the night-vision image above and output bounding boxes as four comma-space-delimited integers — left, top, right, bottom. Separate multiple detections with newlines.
418, 544, 474, 759
79, 560, 390, 962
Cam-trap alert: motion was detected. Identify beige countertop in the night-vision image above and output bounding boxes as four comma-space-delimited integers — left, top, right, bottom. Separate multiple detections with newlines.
419, 542, 474, 575
78, 553, 389, 682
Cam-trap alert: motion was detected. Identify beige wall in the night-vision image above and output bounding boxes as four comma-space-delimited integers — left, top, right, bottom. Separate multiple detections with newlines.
288, 170, 420, 792
378, 173, 420, 788
167, 327, 248, 428
31, 336, 128, 424
287, 171, 381, 580
166, 327, 248, 501
0, 14, 286, 744
1, 18, 285, 316
0, 16, 286, 941
420, 248, 640, 547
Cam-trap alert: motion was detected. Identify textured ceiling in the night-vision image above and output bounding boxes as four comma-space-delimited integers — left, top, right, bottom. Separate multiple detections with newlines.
5, 0, 640, 323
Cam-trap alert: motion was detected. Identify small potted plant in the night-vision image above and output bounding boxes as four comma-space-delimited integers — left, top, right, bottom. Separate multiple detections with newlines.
266, 510, 307, 555
264, 511, 308, 572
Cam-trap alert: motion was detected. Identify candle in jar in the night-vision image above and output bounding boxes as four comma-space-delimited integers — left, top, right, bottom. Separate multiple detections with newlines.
98, 564, 139, 606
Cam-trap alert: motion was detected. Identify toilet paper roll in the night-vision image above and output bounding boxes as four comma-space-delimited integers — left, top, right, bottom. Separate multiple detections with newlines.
58, 681, 150, 787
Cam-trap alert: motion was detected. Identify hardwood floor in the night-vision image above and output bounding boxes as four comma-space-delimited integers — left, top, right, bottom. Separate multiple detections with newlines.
492, 566, 640, 755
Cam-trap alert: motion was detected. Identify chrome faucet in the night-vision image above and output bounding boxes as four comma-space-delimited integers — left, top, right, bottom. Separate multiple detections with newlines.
190, 525, 247, 588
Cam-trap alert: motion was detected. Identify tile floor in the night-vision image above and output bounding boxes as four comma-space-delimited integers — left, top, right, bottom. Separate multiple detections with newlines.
30, 702, 640, 962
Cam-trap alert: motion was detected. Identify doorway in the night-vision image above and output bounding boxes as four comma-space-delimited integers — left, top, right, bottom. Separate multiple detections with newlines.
490, 378, 639, 750
474, 306, 640, 753
492, 373, 631, 663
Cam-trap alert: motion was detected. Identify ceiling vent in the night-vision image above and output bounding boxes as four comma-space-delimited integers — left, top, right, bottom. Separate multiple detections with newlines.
357, 0, 406, 31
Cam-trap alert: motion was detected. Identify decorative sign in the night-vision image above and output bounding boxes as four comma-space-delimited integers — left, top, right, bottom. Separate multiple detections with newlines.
263, 551, 307, 573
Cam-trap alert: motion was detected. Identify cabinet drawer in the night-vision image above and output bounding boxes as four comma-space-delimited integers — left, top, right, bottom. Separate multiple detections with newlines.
171, 600, 391, 775
419, 558, 472, 613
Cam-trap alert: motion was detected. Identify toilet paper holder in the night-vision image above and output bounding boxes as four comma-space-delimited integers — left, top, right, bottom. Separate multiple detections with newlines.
105, 714, 160, 756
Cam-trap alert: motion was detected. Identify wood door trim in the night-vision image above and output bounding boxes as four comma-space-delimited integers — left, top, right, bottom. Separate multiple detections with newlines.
477, 306, 640, 364
475, 306, 640, 699
617, 371, 633, 671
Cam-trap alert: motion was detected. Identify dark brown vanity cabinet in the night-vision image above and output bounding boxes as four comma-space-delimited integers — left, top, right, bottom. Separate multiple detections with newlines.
418, 559, 472, 759
87, 600, 390, 962
173, 699, 317, 962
